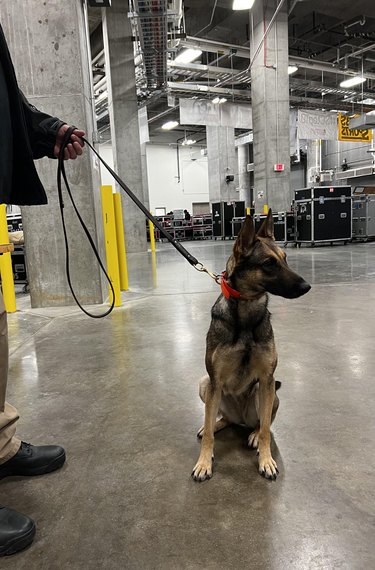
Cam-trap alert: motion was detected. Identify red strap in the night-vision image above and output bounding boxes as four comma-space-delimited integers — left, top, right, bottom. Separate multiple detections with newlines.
221, 272, 241, 299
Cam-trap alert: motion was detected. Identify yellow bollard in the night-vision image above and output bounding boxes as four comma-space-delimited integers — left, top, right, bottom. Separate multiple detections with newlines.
246, 207, 251, 216
113, 193, 129, 291
263, 204, 269, 215
0, 205, 16, 313
101, 186, 121, 307
149, 212, 156, 253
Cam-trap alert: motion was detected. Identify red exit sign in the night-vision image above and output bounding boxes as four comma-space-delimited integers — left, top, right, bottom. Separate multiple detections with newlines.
274, 163, 285, 172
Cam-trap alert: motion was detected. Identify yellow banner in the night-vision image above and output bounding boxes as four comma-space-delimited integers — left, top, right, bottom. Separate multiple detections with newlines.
338, 113, 372, 143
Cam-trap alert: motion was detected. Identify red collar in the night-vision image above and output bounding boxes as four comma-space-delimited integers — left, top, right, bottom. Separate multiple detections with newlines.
221, 272, 242, 300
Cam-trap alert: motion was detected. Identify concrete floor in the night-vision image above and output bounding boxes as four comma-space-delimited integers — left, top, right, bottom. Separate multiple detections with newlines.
2, 240, 375, 569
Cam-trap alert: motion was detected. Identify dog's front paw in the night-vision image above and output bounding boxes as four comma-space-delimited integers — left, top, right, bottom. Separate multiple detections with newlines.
258, 453, 279, 480
192, 458, 213, 482
248, 429, 259, 450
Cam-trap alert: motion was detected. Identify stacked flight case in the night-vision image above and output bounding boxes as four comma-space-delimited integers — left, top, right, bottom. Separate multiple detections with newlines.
294, 186, 352, 246
254, 212, 295, 245
212, 201, 245, 239
352, 187, 375, 241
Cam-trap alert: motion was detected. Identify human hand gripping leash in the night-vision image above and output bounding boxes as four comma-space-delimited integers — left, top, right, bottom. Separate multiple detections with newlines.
57, 127, 220, 318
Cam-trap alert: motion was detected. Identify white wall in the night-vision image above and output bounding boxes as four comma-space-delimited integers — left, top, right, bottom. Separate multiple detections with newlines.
98, 143, 209, 212
146, 144, 209, 212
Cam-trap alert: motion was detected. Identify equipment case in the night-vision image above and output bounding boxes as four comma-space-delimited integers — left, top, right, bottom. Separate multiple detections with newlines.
294, 186, 352, 245
352, 187, 375, 241
212, 201, 245, 239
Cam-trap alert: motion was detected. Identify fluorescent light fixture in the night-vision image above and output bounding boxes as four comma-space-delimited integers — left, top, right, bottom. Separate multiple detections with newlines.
288, 65, 298, 75
182, 139, 197, 146
233, 0, 255, 9
340, 76, 366, 88
212, 96, 227, 104
197, 85, 209, 92
361, 98, 375, 105
174, 48, 202, 64
161, 120, 179, 130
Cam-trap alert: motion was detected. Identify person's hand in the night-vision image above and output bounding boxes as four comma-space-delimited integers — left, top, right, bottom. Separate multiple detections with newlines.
54, 125, 85, 160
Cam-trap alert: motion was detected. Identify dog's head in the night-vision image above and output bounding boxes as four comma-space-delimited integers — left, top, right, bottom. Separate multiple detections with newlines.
226, 210, 311, 299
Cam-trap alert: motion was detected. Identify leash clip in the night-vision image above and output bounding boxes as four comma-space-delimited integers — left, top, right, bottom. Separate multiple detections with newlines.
194, 262, 220, 283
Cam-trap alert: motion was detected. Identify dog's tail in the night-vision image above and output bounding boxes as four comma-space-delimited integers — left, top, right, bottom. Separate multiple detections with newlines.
275, 381, 282, 391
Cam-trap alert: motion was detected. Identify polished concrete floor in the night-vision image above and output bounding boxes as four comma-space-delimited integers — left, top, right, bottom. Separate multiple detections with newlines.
2, 240, 375, 569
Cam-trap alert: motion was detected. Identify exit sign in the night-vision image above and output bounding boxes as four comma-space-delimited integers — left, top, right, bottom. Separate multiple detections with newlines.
274, 164, 285, 172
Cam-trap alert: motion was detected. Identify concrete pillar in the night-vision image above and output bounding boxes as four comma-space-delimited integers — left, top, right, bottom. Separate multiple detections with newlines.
238, 144, 251, 207
206, 126, 237, 203
102, 0, 147, 253
251, 0, 291, 212
1, 0, 105, 307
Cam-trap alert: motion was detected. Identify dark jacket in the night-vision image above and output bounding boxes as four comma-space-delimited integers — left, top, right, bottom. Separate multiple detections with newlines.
0, 24, 65, 206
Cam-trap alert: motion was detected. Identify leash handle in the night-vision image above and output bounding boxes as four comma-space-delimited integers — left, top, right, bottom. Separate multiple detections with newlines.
81, 137, 200, 268
57, 127, 116, 318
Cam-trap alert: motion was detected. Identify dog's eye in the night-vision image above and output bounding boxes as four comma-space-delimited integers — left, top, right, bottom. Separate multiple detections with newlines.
262, 258, 277, 269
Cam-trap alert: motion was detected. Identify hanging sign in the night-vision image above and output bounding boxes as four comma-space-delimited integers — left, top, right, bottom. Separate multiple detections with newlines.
297, 110, 337, 140
338, 113, 372, 143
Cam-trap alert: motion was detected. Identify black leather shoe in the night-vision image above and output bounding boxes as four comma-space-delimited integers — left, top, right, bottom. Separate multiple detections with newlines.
0, 506, 36, 556
0, 442, 66, 478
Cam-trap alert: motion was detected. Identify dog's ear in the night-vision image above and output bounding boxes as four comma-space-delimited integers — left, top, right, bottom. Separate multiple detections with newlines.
233, 215, 256, 259
257, 209, 274, 240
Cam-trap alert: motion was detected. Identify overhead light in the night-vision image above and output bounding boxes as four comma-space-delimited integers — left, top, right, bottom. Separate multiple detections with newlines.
361, 98, 375, 105
197, 85, 209, 92
288, 65, 298, 75
182, 139, 197, 146
233, 0, 255, 9
212, 96, 227, 104
161, 120, 179, 130
174, 48, 202, 64
340, 76, 366, 88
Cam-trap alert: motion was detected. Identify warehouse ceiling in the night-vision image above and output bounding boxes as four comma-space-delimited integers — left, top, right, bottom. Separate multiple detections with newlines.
88, 0, 375, 144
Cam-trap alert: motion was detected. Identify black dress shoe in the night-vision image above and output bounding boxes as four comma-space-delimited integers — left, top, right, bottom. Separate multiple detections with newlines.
0, 442, 66, 478
0, 506, 36, 556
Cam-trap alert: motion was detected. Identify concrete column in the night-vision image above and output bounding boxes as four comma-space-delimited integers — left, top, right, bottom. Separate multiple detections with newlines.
102, 0, 147, 253
238, 144, 251, 207
251, 0, 291, 212
206, 126, 237, 203
1, 0, 105, 307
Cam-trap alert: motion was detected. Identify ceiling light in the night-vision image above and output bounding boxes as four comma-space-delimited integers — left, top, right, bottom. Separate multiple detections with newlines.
161, 120, 179, 130
219, 97, 227, 103
340, 76, 366, 88
233, 0, 255, 9
361, 98, 375, 105
182, 139, 197, 146
288, 65, 298, 75
212, 97, 220, 104
174, 48, 202, 64
197, 85, 209, 92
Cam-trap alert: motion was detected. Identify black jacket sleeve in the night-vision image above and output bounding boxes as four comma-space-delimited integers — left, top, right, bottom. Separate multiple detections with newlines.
20, 91, 66, 160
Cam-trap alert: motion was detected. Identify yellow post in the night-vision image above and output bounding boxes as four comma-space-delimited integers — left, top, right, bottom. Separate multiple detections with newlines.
149, 213, 156, 253
0, 205, 16, 313
101, 186, 121, 307
113, 193, 129, 291
263, 204, 269, 215
246, 207, 251, 216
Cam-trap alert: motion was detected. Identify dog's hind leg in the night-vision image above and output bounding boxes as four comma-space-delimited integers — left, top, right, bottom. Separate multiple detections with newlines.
192, 378, 221, 482
257, 374, 279, 480
197, 375, 232, 438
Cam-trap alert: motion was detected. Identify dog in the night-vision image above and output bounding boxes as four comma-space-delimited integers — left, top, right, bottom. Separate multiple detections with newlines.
192, 210, 310, 482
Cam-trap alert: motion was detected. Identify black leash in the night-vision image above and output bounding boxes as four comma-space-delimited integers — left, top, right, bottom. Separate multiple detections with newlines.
58, 128, 219, 318
57, 127, 115, 318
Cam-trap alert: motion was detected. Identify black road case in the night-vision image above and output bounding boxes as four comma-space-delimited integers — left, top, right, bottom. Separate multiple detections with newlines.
294, 186, 352, 245
254, 212, 295, 245
212, 201, 245, 239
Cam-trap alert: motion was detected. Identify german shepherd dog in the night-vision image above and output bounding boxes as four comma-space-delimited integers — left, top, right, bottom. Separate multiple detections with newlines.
192, 210, 310, 482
